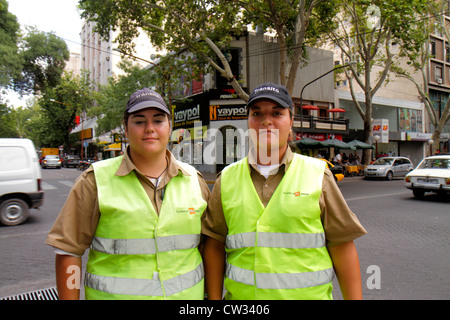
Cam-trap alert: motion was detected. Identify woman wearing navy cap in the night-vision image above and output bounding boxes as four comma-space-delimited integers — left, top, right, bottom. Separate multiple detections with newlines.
47, 88, 209, 300
203, 83, 366, 300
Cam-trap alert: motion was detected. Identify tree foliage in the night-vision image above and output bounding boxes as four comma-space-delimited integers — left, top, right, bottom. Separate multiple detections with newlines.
392, 1, 450, 154
79, 0, 247, 98
91, 59, 160, 136
0, 0, 23, 90
0, 103, 19, 137
325, 0, 429, 163
240, 0, 339, 93
78, 0, 339, 98
37, 71, 95, 151
14, 27, 70, 95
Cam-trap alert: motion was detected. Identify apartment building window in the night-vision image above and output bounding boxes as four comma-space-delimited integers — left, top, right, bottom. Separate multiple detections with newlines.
435, 66, 443, 83
446, 46, 450, 63
430, 41, 436, 57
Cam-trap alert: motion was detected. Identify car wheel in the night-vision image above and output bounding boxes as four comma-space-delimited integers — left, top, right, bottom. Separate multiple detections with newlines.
0, 198, 30, 226
386, 171, 393, 181
413, 189, 425, 199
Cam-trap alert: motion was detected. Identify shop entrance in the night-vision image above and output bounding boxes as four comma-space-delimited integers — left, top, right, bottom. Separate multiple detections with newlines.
216, 125, 239, 172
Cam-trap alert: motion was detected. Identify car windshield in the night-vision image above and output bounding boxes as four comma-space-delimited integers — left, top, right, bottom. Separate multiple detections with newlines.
45, 155, 59, 159
373, 158, 394, 165
418, 158, 450, 169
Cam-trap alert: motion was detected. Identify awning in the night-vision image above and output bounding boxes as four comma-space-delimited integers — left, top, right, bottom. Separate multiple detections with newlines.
294, 138, 324, 149
321, 139, 355, 150
327, 108, 346, 113
347, 139, 374, 149
105, 143, 122, 151
301, 104, 320, 110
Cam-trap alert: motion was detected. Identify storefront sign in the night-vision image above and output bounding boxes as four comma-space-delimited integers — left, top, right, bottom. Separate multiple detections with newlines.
174, 104, 200, 124
295, 133, 342, 141
407, 132, 433, 141
210, 104, 247, 121
373, 119, 389, 143
209, 88, 247, 100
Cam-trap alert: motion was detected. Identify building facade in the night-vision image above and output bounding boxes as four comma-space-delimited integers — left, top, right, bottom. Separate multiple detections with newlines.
172, 32, 344, 173
76, 21, 157, 158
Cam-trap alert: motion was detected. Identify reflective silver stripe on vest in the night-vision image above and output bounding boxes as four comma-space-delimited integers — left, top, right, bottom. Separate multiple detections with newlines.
91, 234, 200, 254
85, 263, 204, 297
226, 232, 325, 249
226, 263, 334, 289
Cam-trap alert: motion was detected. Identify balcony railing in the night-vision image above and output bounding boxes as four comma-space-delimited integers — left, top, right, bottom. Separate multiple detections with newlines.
293, 115, 350, 134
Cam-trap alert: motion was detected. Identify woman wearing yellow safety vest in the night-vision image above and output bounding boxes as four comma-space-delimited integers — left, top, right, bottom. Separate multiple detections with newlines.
203, 83, 367, 300
46, 88, 209, 300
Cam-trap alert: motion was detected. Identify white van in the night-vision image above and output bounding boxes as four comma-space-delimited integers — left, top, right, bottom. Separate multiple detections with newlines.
0, 138, 44, 225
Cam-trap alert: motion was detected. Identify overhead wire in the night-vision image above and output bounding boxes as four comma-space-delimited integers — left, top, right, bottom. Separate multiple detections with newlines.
19, 2, 450, 71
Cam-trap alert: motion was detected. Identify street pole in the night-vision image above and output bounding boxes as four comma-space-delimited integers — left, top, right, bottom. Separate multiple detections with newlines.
299, 61, 356, 138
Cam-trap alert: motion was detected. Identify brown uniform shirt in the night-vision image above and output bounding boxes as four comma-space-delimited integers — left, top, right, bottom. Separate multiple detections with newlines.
201, 148, 367, 247
45, 149, 210, 256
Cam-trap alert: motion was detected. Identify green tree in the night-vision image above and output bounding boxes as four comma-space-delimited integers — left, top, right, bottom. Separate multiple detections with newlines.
325, 0, 429, 163
78, 0, 249, 99
14, 27, 70, 95
241, 0, 339, 94
0, 103, 19, 137
0, 0, 23, 92
392, 1, 450, 154
79, 0, 338, 100
38, 71, 95, 152
90, 59, 159, 137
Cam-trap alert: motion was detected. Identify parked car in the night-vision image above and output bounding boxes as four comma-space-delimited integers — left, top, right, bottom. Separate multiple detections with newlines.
364, 156, 413, 180
0, 138, 44, 225
62, 155, 81, 168
319, 159, 344, 182
404, 155, 450, 199
41, 155, 61, 169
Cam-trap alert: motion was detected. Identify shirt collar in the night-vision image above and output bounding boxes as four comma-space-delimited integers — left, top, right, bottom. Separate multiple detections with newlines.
116, 147, 191, 178
247, 146, 294, 174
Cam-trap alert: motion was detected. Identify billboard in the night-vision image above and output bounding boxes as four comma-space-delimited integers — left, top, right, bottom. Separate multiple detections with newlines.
373, 119, 389, 143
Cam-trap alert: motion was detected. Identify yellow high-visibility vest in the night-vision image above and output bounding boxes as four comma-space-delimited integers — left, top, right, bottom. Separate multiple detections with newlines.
221, 154, 334, 300
84, 156, 206, 300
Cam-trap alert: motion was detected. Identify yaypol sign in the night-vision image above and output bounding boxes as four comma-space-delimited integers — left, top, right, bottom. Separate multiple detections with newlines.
174, 105, 201, 128
210, 105, 247, 121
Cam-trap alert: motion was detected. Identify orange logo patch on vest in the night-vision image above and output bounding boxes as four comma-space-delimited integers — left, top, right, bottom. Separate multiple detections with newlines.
176, 207, 199, 215
283, 191, 309, 197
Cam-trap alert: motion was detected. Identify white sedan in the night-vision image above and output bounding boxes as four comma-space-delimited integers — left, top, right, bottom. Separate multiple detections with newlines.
404, 155, 450, 199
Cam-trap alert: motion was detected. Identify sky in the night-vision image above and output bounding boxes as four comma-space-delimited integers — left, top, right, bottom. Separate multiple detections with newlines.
8, 0, 83, 52
5, 0, 83, 106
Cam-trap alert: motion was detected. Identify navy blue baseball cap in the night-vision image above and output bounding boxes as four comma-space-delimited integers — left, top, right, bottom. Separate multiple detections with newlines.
247, 82, 293, 111
125, 88, 170, 115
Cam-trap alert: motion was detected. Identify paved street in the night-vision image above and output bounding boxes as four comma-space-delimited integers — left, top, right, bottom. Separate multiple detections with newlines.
334, 177, 449, 299
0, 168, 449, 300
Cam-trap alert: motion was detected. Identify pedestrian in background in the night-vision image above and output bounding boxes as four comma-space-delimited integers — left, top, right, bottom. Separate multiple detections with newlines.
46, 88, 209, 300
203, 82, 366, 300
